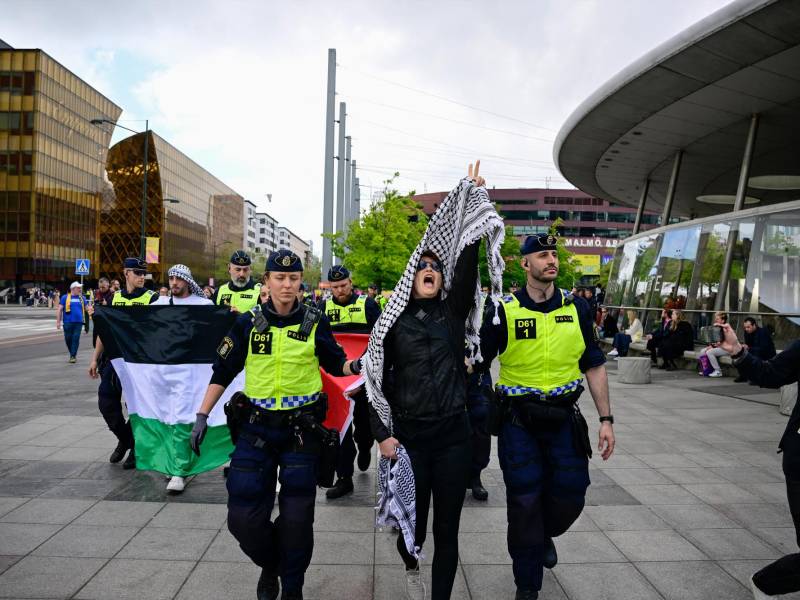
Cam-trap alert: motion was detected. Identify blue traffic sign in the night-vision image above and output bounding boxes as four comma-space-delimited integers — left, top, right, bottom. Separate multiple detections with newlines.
74, 259, 91, 276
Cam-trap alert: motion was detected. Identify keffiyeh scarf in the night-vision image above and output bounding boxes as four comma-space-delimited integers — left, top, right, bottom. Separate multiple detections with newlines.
168, 264, 205, 297
376, 448, 421, 559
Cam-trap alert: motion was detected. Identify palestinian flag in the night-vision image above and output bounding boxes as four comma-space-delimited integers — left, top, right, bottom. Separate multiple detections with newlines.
93, 305, 240, 476
321, 333, 370, 441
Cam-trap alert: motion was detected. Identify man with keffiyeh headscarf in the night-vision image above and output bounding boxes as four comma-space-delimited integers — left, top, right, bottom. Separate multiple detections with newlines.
365, 162, 505, 600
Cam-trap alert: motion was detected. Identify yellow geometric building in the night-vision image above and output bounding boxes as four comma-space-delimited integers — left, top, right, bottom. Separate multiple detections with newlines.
0, 46, 121, 287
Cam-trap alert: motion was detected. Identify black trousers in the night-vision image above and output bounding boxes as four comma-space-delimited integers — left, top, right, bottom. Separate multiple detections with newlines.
97, 361, 133, 448
396, 422, 471, 600
467, 371, 491, 478
752, 427, 800, 595
335, 391, 374, 478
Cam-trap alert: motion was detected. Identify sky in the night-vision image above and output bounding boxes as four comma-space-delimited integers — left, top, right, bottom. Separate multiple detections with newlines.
4, 0, 732, 253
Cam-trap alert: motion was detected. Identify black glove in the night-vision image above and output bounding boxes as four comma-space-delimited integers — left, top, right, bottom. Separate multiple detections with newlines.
350, 357, 362, 375
190, 413, 209, 456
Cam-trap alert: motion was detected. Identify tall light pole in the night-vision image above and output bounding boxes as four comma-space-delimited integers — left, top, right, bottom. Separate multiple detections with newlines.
91, 118, 150, 259
322, 49, 336, 278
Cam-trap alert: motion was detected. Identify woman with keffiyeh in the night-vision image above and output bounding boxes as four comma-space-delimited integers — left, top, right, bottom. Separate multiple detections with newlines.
366, 162, 505, 600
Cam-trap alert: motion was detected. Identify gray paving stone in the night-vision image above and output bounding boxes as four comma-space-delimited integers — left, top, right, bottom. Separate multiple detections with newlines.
76, 558, 196, 600
312, 505, 376, 532
33, 524, 139, 558
118, 526, 216, 561
683, 483, 763, 504
147, 502, 227, 529
635, 453, 701, 468
682, 528, 780, 560
716, 503, 796, 529
591, 454, 649, 469
0, 476, 58, 497
584, 505, 670, 530
458, 532, 510, 564
585, 483, 641, 506
552, 531, 627, 563
658, 467, 729, 484
200, 528, 248, 562
0, 554, 22, 575
0, 460, 26, 478
0, 498, 94, 524
740, 482, 790, 503
0, 555, 105, 599
0, 423, 59, 445
604, 467, 672, 485
305, 564, 373, 598
710, 466, 786, 484
311, 531, 373, 565
717, 559, 772, 588
39, 478, 125, 499
0, 497, 28, 518
681, 450, 742, 468
751, 527, 800, 554
457, 507, 508, 533
174, 561, 259, 600
606, 529, 707, 561
462, 565, 567, 600
74, 500, 163, 526
0, 522, 61, 554
635, 560, 752, 600
374, 563, 470, 600
622, 484, 704, 505
553, 562, 661, 600
0, 445, 57, 460
650, 504, 739, 530
45, 446, 108, 462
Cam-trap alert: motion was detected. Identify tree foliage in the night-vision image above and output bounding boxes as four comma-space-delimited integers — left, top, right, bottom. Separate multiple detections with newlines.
328, 176, 428, 290
304, 254, 322, 289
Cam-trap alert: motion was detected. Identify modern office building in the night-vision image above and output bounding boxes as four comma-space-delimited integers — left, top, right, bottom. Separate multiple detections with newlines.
414, 188, 660, 277
277, 226, 312, 265
0, 42, 121, 289
244, 199, 257, 254
102, 131, 243, 284
554, 0, 800, 347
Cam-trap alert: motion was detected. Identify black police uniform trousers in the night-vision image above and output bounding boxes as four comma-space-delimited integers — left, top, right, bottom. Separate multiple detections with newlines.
226, 412, 320, 595
395, 413, 472, 600
498, 406, 590, 593
752, 423, 800, 595
466, 371, 491, 479
97, 360, 134, 449
335, 389, 374, 478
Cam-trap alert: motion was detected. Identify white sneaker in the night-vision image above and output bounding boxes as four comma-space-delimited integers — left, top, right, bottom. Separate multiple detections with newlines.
751, 577, 780, 599
608, 349, 619, 357
166, 476, 185, 493
405, 568, 426, 600
709, 370, 723, 378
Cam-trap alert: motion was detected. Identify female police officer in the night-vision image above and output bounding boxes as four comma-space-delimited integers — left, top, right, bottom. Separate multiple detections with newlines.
479, 234, 615, 600
190, 249, 361, 600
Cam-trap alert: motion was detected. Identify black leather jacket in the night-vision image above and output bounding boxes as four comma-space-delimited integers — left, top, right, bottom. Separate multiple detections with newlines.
370, 242, 479, 442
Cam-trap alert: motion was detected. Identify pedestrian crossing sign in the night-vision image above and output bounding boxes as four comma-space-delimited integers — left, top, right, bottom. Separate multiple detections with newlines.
74, 259, 91, 275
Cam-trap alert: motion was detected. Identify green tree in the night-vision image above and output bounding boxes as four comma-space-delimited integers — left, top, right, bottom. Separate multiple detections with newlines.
304, 254, 322, 289
329, 175, 428, 290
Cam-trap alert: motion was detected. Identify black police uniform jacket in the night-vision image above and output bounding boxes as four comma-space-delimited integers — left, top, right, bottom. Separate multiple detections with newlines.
369, 242, 479, 443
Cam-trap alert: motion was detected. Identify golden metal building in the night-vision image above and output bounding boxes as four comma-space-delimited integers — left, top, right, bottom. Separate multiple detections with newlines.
103, 131, 243, 284
0, 45, 121, 287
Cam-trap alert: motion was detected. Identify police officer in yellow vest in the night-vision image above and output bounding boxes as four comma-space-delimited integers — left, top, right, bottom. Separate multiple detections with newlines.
190, 249, 362, 600
478, 234, 615, 600
322, 265, 381, 499
88, 257, 158, 470
213, 250, 261, 312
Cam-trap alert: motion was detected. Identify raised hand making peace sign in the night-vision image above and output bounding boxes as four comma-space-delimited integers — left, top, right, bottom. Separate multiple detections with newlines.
468, 160, 486, 187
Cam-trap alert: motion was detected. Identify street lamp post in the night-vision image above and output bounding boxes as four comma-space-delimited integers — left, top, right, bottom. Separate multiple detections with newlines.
91, 118, 150, 259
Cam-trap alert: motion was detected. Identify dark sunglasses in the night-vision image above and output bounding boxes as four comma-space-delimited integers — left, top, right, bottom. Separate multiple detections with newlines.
131, 269, 147, 276
417, 259, 442, 273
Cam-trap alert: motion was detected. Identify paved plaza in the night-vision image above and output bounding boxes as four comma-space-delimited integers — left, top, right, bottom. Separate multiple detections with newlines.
0, 328, 798, 599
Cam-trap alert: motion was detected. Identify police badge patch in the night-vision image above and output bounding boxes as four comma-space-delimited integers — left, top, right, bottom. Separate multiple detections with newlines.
217, 336, 234, 358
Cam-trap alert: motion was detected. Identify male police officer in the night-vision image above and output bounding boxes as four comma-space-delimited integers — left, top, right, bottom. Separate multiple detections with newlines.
479, 234, 615, 600
321, 265, 381, 499
190, 249, 361, 600
213, 250, 261, 312
88, 257, 158, 470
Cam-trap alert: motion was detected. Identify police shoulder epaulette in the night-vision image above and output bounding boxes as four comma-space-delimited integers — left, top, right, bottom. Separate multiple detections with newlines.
502, 295, 514, 304
562, 289, 575, 305
299, 304, 322, 337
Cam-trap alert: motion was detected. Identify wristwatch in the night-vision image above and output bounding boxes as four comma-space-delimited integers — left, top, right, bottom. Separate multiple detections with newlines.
599, 415, 614, 424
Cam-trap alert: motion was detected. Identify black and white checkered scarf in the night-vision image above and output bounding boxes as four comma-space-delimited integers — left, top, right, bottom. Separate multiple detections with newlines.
363, 178, 505, 436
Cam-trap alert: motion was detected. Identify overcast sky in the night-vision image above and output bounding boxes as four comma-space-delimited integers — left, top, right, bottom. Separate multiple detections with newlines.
6, 0, 731, 252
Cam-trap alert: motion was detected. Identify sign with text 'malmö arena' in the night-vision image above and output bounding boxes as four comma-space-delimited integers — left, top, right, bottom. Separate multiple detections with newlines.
562, 237, 620, 249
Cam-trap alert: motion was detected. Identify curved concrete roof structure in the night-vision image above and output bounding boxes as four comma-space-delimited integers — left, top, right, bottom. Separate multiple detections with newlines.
554, 0, 800, 218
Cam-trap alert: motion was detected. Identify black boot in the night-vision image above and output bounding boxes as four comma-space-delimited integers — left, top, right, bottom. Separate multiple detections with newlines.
122, 448, 136, 470
257, 569, 279, 600
357, 447, 372, 472
109, 441, 128, 464
281, 589, 303, 600
543, 536, 558, 569
515, 589, 538, 600
325, 476, 353, 499
470, 475, 488, 501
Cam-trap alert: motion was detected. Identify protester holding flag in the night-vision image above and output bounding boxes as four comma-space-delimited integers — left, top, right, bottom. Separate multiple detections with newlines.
322, 264, 381, 500
364, 162, 506, 600
150, 264, 213, 493
88, 257, 157, 470
190, 249, 362, 600
212, 250, 261, 313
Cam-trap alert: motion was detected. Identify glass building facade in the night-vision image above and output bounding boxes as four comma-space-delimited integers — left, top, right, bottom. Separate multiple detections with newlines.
0, 48, 121, 288
605, 201, 800, 350
103, 131, 243, 284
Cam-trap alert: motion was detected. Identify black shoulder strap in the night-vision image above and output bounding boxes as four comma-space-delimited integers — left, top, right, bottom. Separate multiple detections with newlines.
169, 296, 174, 306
